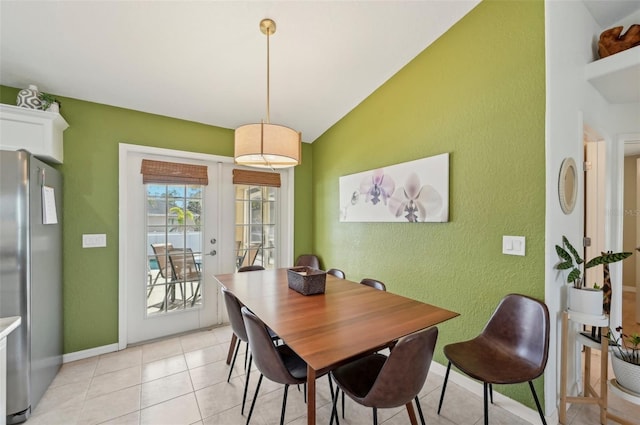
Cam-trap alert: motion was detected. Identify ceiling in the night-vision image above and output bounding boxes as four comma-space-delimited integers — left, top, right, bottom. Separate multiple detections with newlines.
0, 0, 481, 143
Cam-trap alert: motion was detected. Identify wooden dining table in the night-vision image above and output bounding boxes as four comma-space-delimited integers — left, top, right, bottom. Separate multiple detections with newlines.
214, 268, 459, 425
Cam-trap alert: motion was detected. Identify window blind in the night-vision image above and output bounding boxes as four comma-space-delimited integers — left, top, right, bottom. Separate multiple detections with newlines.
140, 159, 208, 185
232, 169, 281, 188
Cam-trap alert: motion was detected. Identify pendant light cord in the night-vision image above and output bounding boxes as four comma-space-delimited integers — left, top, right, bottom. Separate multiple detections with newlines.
266, 25, 271, 124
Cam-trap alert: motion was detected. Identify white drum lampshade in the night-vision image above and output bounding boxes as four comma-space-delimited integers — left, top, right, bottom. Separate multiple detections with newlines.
234, 122, 301, 169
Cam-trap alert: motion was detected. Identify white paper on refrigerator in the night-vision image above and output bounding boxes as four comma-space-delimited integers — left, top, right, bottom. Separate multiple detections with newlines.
42, 185, 58, 224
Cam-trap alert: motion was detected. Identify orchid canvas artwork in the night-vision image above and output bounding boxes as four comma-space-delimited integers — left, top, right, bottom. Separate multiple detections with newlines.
339, 153, 449, 223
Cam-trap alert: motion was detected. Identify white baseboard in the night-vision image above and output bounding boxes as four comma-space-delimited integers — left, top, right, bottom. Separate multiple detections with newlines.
430, 361, 556, 425
62, 343, 119, 363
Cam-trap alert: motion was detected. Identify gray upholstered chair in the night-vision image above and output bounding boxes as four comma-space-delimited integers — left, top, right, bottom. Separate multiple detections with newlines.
437, 294, 549, 425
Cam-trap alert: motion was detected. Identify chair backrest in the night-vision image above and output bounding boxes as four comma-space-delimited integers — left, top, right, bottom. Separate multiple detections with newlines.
364, 326, 438, 408
241, 306, 305, 385
242, 243, 262, 267
481, 294, 550, 379
221, 288, 248, 343
238, 265, 265, 272
360, 278, 386, 291
327, 268, 345, 279
295, 254, 320, 269
151, 243, 174, 280
169, 248, 200, 280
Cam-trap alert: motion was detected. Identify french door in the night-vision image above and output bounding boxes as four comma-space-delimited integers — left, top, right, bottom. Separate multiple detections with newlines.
123, 150, 223, 344
118, 144, 294, 347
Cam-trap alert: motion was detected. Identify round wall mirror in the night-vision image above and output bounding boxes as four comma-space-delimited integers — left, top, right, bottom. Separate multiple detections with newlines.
558, 157, 578, 214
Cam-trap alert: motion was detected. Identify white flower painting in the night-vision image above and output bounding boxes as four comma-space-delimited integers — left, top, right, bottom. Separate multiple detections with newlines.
339, 153, 449, 222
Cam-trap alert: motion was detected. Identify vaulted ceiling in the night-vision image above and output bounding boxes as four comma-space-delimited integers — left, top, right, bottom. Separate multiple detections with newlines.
0, 1, 480, 142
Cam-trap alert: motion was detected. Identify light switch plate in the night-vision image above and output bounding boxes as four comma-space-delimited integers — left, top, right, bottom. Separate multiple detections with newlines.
503, 235, 525, 256
83, 234, 107, 248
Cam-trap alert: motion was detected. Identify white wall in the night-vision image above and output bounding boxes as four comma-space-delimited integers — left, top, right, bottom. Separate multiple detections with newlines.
545, 0, 640, 419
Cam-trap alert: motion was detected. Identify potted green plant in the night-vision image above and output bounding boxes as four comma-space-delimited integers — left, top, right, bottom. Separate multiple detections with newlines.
555, 236, 632, 315
38, 92, 60, 113
608, 326, 640, 394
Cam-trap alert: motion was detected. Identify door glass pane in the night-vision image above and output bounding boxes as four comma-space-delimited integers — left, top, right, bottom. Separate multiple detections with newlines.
234, 185, 278, 269
146, 184, 203, 316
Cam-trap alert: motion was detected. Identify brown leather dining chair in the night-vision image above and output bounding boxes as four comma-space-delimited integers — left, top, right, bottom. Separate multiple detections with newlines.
327, 268, 346, 279
295, 254, 320, 269
224, 264, 271, 381
242, 307, 308, 425
221, 288, 254, 415
329, 326, 439, 425
437, 293, 550, 425
360, 278, 386, 291
237, 265, 265, 272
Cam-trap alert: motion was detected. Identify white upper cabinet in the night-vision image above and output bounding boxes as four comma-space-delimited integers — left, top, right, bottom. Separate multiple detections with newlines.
0, 104, 69, 164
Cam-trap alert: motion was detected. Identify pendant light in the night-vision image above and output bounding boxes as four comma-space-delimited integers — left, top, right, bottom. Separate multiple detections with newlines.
234, 19, 301, 169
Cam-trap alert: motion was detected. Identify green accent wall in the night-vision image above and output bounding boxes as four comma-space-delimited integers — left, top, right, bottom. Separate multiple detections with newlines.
310, 0, 545, 408
294, 142, 314, 258
0, 86, 314, 353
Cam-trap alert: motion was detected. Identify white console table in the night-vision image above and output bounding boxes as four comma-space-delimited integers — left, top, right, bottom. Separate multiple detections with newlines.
0, 317, 21, 425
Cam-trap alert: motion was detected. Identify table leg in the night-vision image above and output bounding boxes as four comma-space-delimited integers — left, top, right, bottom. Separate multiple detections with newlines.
405, 401, 418, 425
226, 334, 237, 365
307, 365, 316, 425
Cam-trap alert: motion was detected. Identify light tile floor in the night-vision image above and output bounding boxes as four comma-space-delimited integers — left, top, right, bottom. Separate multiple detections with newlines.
26, 325, 639, 425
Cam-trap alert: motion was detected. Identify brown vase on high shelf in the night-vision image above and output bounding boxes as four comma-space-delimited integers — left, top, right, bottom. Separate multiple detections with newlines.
598, 24, 640, 58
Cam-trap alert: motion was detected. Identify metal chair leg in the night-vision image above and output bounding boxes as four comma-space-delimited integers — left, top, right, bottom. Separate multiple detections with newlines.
244, 342, 249, 370
227, 339, 241, 382
241, 355, 252, 414
437, 361, 452, 414
489, 383, 494, 404
528, 381, 547, 425
330, 386, 340, 425
245, 374, 263, 425
280, 384, 289, 425
329, 379, 339, 425
483, 382, 489, 425
415, 396, 426, 425
373, 407, 378, 425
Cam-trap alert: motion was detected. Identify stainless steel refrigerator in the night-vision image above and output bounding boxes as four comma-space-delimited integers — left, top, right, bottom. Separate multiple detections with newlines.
0, 150, 63, 424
